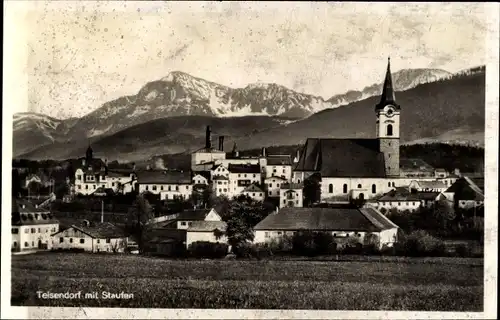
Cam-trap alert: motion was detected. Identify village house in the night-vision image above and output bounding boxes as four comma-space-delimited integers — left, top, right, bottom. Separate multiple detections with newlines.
241, 184, 265, 202
212, 174, 230, 197
211, 164, 230, 180
264, 154, 293, 180
192, 173, 209, 185
264, 176, 288, 198
51, 222, 129, 253
279, 183, 304, 208
399, 159, 435, 178
292, 58, 445, 203
370, 187, 441, 212
191, 126, 226, 172
148, 208, 227, 250
11, 198, 59, 252
136, 170, 193, 200
253, 206, 399, 249
408, 180, 448, 193
228, 164, 262, 199
440, 176, 484, 209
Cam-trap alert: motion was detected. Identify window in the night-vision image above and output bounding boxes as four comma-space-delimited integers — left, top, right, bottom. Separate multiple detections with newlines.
93, 185, 96, 189
238, 174, 241, 178
13, 241, 17, 248
265, 232, 270, 238
387, 124, 393, 136
24, 242, 29, 247
24, 229, 29, 234
106, 239, 111, 243
372, 184, 376, 194
38, 228, 41, 233
153, 185, 157, 191
78, 185, 82, 189
168, 186, 171, 191
31, 228, 36, 233
398, 202, 401, 206
298, 179, 301, 184
112, 182, 115, 187
223, 188, 227, 192
357, 184, 362, 189
59, 237, 63, 243
186, 186, 189, 190
329, 184, 333, 193
388, 182, 391, 187
145, 186, 149, 191
283, 200, 286, 204
97, 239, 100, 244
392, 182, 395, 187
252, 193, 255, 196
70, 238, 73, 243
32, 241, 35, 246
80, 239, 85, 244
11, 228, 18, 234
181, 222, 187, 226
77, 175, 82, 180
277, 232, 282, 235
85, 185, 88, 190
269, 183, 273, 188
176, 186, 179, 191
161, 186, 164, 190
269, 191, 272, 196
296, 200, 299, 205
357, 233, 362, 237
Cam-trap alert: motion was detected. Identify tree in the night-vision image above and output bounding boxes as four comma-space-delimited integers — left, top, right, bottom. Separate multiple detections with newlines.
127, 195, 154, 254
303, 173, 321, 206
54, 183, 70, 199
27, 180, 43, 197
12, 169, 22, 198
433, 199, 455, 233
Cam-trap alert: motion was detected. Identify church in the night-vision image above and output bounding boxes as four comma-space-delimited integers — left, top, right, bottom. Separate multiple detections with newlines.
293, 58, 441, 203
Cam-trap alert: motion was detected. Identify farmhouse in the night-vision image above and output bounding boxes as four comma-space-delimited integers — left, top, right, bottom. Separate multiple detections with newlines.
254, 206, 399, 249
136, 170, 192, 200
51, 222, 129, 253
440, 176, 484, 209
292, 58, 445, 204
408, 180, 448, 192
185, 221, 228, 248
11, 198, 59, 252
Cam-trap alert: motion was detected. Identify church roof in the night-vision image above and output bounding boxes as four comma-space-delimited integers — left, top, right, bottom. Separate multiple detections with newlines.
375, 57, 400, 111
294, 138, 386, 178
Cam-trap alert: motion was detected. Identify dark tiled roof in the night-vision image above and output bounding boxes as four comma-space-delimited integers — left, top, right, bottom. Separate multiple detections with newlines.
12, 199, 58, 226
445, 177, 484, 201
264, 176, 288, 182
410, 180, 447, 189
280, 183, 303, 190
254, 207, 396, 232
187, 221, 227, 232
107, 170, 134, 178
375, 187, 440, 202
213, 175, 229, 180
136, 170, 191, 184
176, 209, 215, 221
243, 184, 263, 193
266, 155, 292, 166
228, 164, 261, 174
400, 158, 434, 171
294, 138, 386, 178
14, 199, 50, 213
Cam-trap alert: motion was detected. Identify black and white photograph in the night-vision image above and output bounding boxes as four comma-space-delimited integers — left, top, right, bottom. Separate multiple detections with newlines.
2, 1, 498, 319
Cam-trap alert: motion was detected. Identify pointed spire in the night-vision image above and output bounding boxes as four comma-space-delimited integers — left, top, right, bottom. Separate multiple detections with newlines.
376, 57, 399, 110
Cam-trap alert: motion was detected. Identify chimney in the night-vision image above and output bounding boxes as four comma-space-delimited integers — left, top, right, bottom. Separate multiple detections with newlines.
205, 125, 212, 149
219, 136, 224, 151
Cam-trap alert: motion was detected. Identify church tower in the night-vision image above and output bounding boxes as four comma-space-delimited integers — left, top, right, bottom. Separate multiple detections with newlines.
85, 143, 93, 166
376, 57, 400, 177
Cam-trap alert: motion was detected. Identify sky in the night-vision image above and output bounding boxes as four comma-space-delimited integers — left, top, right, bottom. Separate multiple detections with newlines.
4, 2, 491, 119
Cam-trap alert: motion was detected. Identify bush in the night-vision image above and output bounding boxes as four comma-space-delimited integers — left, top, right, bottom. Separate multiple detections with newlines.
395, 230, 447, 257
187, 241, 229, 259
291, 231, 336, 256
232, 242, 257, 259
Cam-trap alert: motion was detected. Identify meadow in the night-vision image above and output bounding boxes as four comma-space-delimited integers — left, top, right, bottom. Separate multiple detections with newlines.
11, 253, 483, 310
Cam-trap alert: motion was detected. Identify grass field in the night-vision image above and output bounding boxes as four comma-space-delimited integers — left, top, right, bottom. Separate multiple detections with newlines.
11, 253, 483, 310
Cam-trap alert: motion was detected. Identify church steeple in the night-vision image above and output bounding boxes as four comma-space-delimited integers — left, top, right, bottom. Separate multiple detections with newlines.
85, 143, 93, 164
375, 57, 399, 111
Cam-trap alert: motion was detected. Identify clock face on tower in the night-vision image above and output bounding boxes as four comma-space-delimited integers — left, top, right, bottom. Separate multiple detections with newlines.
386, 106, 395, 117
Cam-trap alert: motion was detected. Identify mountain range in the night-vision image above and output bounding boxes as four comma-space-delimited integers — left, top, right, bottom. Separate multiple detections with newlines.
13, 66, 485, 161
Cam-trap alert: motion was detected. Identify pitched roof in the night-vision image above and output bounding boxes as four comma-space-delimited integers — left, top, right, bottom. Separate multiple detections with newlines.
187, 221, 227, 232
445, 177, 484, 201
265, 176, 288, 182
175, 208, 216, 221
294, 138, 386, 178
136, 170, 191, 184
54, 222, 128, 238
213, 174, 229, 180
14, 199, 50, 213
280, 182, 303, 190
411, 180, 447, 189
243, 184, 263, 193
228, 164, 261, 174
254, 207, 397, 232
107, 170, 133, 178
375, 187, 440, 202
266, 155, 292, 166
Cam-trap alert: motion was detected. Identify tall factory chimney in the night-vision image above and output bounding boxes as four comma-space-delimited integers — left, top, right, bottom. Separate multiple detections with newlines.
218, 136, 224, 151
205, 125, 212, 149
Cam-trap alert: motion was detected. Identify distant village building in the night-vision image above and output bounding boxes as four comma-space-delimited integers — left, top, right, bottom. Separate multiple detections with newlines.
253, 206, 399, 249
51, 222, 129, 253
192, 173, 209, 185
241, 184, 265, 202
191, 126, 226, 172
264, 154, 293, 180
136, 170, 192, 200
264, 176, 288, 198
408, 180, 448, 193
11, 199, 59, 252
279, 183, 304, 208
399, 159, 435, 178
292, 58, 446, 203
74, 145, 136, 195
370, 187, 441, 212
227, 164, 262, 199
